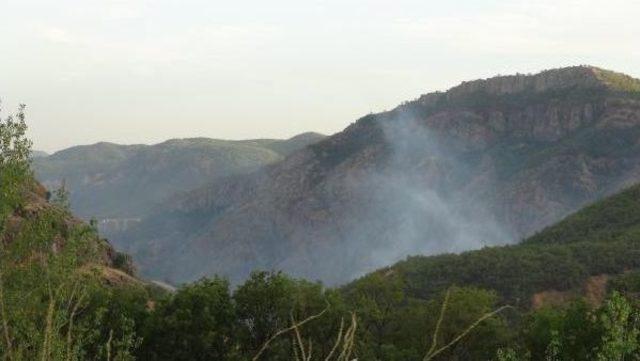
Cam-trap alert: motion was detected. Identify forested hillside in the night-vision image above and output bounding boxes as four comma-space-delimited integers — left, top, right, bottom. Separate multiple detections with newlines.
121, 66, 640, 285
349, 180, 640, 304
32, 133, 325, 237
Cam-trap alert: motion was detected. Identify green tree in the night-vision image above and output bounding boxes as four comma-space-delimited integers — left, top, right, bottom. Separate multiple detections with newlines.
234, 271, 345, 360
0, 106, 142, 361
596, 292, 640, 361
0, 103, 31, 168
0, 208, 108, 360
422, 287, 512, 361
140, 277, 236, 361
234, 271, 297, 357
0, 103, 32, 223
345, 272, 405, 357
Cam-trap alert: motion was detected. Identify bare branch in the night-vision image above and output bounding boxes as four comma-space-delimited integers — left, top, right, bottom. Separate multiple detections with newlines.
425, 288, 451, 359
252, 305, 329, 361
424, 304, 512, 361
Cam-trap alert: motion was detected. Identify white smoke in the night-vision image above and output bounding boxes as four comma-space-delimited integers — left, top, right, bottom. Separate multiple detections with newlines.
337, 111, 513, 280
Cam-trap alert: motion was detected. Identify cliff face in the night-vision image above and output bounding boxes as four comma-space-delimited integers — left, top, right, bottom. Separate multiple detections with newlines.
120, 66, 640, 285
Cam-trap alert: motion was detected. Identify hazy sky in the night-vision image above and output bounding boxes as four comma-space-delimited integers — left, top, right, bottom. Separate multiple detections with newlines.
1, 0, 639, 152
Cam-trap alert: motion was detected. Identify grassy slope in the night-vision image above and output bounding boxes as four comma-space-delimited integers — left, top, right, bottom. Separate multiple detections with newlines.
347, 183, 640, 307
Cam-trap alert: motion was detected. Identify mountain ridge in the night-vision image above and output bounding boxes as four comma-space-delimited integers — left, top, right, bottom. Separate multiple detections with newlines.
120, 66, 640, 285
437, 65, 640, 98
41, 132, 327, 161
32, 132, 325, 237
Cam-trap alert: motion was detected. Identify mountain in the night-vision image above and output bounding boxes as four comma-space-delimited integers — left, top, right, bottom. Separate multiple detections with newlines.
346, 180, 640, 308
31, 150, 49, 158
120, 66, 640, 285
32, 133, 325, 237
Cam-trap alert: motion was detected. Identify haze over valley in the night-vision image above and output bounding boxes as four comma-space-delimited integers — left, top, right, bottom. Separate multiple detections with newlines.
29, 66, 640, 286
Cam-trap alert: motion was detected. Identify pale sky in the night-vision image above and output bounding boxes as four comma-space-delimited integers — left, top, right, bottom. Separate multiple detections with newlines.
1, 0, 639, 152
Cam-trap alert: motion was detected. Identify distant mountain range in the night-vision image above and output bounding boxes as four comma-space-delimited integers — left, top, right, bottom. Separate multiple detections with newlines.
116, 66, 640, 285
32, 132, 325, 238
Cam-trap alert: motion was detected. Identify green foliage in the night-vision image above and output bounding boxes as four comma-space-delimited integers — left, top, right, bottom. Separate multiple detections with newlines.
0, 103, 31, 169
609, 271, 640, 297
0, 208, 150, 360
496, 348, 530, 361
595, 292, 640, 360
0, 106, 149, 360
140, 277, 236, 360
594, 68, 640, 92
234, 271, 344, 359
112, 252, 135, 275
234, 271, 297, 351
422, 287, 511, 361
345, 272, 405, 354
0, 103, 33, 225
513, 293, 640, 361
1, 207, 115, 360
343, 279, 511, 361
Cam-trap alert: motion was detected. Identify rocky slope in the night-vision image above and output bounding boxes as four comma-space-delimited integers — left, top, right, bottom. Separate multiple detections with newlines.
120, 66, 640, 285
1, 179, 137, 280
32, 133, 325, 237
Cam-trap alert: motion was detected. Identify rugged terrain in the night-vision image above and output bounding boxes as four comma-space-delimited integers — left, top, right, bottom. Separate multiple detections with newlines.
1, 178, 140, 284
120, 66, 640, 285
33, 133, 324, 237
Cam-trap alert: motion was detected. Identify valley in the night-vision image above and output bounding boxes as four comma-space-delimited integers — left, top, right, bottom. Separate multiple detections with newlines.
5, 65, 640, 360
6, 1, 640, 358
84, 66, 640, 285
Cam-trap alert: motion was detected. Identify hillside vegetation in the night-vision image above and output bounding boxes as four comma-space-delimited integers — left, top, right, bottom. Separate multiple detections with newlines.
32, 133, 324, 238
349, 181, 640, 305
105, 184, 640, 360
0, 105, 159, 360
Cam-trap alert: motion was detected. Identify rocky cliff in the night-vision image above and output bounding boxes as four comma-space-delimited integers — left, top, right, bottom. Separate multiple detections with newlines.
120, 66, 640, 285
